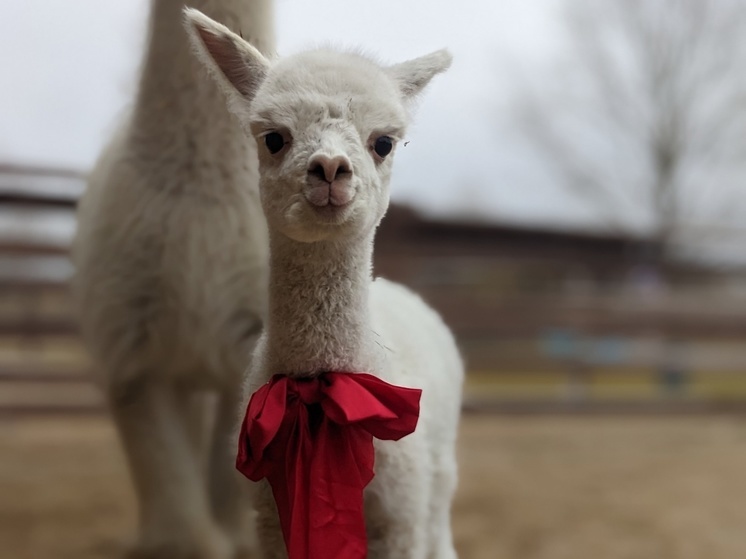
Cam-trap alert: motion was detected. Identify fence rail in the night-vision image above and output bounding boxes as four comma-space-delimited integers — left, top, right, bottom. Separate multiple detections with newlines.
3, 167, 746, 415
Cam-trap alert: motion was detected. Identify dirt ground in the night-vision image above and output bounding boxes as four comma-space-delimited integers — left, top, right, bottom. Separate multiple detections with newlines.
3, 414, 746, 559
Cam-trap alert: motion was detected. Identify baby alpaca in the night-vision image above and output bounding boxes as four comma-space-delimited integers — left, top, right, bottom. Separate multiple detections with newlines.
72, 1, 273, 558
185, 9, 463, 559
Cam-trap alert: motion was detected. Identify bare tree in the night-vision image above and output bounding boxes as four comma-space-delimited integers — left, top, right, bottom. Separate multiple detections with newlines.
513, 0, 746, 259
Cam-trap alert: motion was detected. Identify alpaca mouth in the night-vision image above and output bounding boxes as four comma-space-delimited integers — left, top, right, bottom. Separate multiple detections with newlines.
306, 182, 354, 209
308, 199, 353, 222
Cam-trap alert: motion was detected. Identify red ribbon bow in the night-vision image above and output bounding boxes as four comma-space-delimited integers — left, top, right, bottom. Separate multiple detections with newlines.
236, 372, 422, 559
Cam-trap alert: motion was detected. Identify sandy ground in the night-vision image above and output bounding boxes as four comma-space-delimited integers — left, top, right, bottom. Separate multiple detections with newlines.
3, 414, 746, 559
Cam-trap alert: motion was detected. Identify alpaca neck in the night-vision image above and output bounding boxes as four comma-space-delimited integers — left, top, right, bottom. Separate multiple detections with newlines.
264, 231, 378, 377
130, 0, 274, 159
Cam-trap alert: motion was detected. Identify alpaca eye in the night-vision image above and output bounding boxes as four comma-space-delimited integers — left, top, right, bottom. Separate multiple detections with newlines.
264, 132, 285, 154
373, 136, 394, 158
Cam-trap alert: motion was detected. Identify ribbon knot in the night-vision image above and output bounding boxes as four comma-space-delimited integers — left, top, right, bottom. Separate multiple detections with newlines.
236, 372, 422, 559
294, 378, 326, 404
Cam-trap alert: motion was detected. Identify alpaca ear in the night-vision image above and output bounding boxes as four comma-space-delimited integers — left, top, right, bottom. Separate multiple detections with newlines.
183, 7, 269, 111
387, 49, 452, 99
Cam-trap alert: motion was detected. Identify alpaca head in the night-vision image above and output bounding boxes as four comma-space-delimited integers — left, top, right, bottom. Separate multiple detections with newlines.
185, 8, 451, 243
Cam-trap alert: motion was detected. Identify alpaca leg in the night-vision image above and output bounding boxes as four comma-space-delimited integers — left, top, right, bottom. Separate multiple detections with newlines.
208, 387, 258, 558
253, 480, 288, 559
181, 390, 218, 476
428, 457, 459, 559
109, 377, 232, 559
366, 458, 430, 559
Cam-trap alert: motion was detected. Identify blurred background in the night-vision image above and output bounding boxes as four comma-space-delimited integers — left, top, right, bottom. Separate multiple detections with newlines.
3, 1, 746, 558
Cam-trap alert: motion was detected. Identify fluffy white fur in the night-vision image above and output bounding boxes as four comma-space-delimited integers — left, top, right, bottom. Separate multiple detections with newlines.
185, 9, 463, 559
72, 2, 274, 558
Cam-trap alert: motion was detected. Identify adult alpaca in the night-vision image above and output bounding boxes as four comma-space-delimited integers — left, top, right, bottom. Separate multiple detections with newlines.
185, 9, 463, 559
72, 1, 273, 557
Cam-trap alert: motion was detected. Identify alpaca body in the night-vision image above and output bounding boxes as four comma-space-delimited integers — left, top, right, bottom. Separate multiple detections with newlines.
77, 124, 267, 389
245, 228, 462, 559
73, 1, 273, 557
185, 11, 461, 558
249, 272, 462, 559
367, 277, 462, 559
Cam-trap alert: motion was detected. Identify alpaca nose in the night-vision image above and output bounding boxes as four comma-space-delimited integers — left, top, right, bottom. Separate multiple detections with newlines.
307, 154, 352, 183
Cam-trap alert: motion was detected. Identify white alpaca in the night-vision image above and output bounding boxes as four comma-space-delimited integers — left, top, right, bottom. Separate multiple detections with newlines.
185, 10, 463, 559
72, 1, 274, 558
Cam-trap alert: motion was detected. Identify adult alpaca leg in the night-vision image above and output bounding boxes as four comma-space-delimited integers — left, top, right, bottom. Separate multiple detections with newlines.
208, 387, 257, 556
181, 391, 217, 475
110, 379, 231, 559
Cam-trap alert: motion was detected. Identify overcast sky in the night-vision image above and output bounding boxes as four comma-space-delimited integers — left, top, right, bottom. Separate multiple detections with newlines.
0, 0, 617, 230
4, 0, 746, 270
